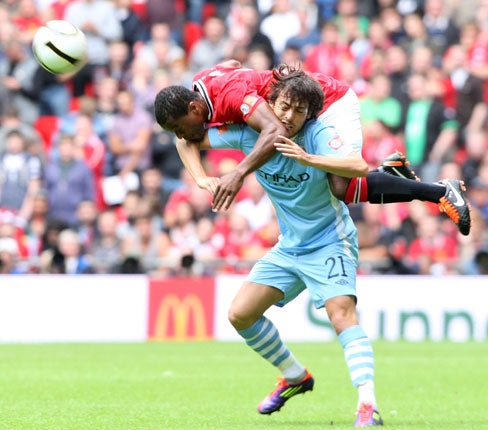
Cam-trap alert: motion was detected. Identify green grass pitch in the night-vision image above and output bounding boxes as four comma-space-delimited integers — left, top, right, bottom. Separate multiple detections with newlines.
1, 341, 487, 430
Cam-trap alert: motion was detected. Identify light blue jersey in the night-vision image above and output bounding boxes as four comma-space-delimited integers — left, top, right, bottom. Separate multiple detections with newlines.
209, 121, 360, 307
208, 121, 358, 255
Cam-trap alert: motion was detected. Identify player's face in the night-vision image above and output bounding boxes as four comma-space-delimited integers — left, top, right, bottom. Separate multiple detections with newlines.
163, 105, 207, 142
270, 94, 310, 138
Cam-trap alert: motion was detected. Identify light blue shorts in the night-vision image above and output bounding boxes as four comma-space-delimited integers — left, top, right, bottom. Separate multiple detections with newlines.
247, 243, 358, 309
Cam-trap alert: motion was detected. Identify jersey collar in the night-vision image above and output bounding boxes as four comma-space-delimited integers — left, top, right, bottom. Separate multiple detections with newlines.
193, 80, 214, 122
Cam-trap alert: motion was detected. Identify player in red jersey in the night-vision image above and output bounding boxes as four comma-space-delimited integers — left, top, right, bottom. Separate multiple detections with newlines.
154, 61, 471, 235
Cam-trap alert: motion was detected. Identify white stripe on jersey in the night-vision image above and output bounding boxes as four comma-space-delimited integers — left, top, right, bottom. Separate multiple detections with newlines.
193, 80, 214, 121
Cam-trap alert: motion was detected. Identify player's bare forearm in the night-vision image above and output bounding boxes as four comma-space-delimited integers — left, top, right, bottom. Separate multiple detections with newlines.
175, 137, 219, 194
305, 153, 369, 177
233, 128, 283, 177
176, 138, 208, 182
275, 136, 368, 177
234, 102, 288, 177
212, 104, 287, 211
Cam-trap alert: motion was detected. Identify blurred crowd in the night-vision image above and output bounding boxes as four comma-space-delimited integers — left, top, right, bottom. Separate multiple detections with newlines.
0, 0, 488, 276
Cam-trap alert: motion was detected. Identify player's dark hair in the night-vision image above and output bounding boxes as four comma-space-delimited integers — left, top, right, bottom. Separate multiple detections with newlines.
269, 64, 324, 119
154, 85, 200, 126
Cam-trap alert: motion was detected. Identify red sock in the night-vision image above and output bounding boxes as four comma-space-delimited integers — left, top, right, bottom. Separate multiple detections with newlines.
344, 177, 369, 203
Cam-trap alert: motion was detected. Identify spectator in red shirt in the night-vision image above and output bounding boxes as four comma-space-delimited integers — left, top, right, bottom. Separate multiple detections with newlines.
0, 211, 29, 259
0, 236, 23, 273
407, 213, 459, 274
163, 169, 213, 228
304, 21, 353, 79
41, 0, 75, 21
362, 120, 406, 170
11, 0, 42, 45
216, 207, 265, 272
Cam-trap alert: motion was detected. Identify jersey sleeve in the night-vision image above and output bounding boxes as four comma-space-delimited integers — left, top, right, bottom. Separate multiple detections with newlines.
308, 122, 355, 158
212, 78, 267, 124
208, 124, 261, 157
208, 124, 246, 151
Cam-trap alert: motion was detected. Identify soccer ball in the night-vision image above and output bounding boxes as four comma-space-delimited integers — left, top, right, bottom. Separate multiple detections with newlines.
32, 20, 87, 74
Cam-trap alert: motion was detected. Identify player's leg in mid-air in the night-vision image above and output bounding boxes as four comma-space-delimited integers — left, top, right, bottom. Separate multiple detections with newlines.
228, 258, 314, 415
321, 90, 471, 236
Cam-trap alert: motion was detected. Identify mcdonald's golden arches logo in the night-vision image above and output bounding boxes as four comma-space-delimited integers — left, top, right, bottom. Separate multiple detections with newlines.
154, 294, 207, 341
147, 278, 215, 341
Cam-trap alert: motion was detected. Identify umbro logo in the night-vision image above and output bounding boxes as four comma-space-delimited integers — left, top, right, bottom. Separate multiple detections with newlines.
335, 279, 348, 285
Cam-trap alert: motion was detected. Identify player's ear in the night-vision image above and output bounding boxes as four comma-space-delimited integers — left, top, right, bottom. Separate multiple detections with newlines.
189, 99, 205, 116
188, 100, 199, 115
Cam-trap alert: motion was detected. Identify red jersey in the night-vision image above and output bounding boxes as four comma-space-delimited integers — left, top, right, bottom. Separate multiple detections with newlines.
191, 65, 350, 126
192, 65, 270, 126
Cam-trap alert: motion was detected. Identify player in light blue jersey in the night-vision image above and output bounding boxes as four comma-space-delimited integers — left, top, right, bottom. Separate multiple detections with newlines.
193, 70, 383, 426
208, 121, 359, 254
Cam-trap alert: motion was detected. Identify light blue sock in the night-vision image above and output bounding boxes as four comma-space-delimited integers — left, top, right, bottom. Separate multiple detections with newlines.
238, 316, 306, 382
339, 325, 377, 408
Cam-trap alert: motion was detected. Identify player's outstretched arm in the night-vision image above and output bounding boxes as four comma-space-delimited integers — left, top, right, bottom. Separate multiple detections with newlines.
274, 135, 368, 178
175, 136, 220, 195
212, 103, 288, 211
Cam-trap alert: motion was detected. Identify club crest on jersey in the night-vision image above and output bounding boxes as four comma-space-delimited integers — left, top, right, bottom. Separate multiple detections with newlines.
240, 95, 258, 115
328, 136, 344, 150
240, 104, 250, 115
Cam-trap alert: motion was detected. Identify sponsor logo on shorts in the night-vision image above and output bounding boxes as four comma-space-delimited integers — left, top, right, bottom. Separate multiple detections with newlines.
335, 279, 349, 285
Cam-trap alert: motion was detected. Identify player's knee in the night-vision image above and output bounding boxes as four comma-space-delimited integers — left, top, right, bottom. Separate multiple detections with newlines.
331, 316, 359, 335
228, 307, 253, 331
326, 297, 359, 333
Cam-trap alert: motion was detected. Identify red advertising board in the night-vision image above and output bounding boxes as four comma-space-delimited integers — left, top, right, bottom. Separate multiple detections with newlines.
148, 278, 215, 341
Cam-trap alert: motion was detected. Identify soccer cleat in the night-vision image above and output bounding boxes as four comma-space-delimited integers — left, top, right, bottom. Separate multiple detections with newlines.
438, 179, 471, 236
257, 371, 314, 414
354, 402, 384, 427
378, 151, 420, 181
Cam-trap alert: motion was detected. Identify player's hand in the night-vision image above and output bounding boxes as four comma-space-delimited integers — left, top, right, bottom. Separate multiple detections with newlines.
274, 135, 310, 165
196, 176, 220, 195
212, 171, 244, 211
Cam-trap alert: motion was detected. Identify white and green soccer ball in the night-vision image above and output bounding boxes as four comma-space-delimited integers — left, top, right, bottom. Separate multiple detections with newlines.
32, 20, 87, 75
